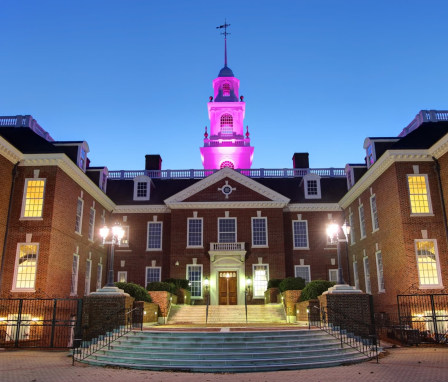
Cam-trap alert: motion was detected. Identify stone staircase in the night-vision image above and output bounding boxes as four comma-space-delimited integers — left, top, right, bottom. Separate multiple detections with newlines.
79, 329, 370, 372
168, 303, 286, 325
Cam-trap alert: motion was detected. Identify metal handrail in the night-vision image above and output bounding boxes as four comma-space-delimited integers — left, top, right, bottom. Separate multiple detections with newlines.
205, 293, 210, 324
245, 291, 248, 324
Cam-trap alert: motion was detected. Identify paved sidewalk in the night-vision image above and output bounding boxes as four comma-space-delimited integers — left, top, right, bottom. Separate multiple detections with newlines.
1, 346, 447, 382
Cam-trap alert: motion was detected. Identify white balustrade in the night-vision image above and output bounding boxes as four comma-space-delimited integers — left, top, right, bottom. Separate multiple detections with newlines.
209, 242, 245, 251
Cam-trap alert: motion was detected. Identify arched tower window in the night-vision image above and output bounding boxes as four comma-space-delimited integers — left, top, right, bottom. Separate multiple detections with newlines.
220, 114, 233, 136
223, 83, 230, 96
220, 161, 234, 169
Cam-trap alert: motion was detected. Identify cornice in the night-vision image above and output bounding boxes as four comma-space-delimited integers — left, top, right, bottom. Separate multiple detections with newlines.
20, 153, 116, 211
0, 136, 23, 163
339, 149, 432, 208
112, 205, 170, 214
285, 203, 342, 212
430, 133, 448, 159
166, 201, 288, 209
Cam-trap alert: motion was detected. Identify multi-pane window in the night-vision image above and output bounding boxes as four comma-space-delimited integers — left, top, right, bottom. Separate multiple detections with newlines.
253, 264, 269, 298
70, 254, 79, 295
329, 269, 338, 282
363, 256, 371, 294
218, 218, 236, 243
370, 195, 379, 231
22, 179, 45, 218
79, 147, 87, 171
295, 265, 311, 284
220, 114, 233, 135
96, 264, 102, 291
375, 251, 385, 292
359, 205, 366, 239
408, 175, 432, 214
187, 265, 203, 298
146, 267, 161, 286
307, 180, 318, 196
252, 217, 267, 247
353, 261, 360, 290
75, 198, 83, 234
187, 218, 203, 247
415, 240, 442, 287
292, 220, 309, 249
137, 182, 148, 198
304, 175, 321, 199
121, 226, 130, 247
133, 176, 151, 201
349, 212, 355, 245
13, 244, 39, 290
88, 208, 95, 241
147, 222, 162, 250
367, 145, 375, 166
223, 83, 230, 96
84, 260, 92, 296
117, 271, 128, 283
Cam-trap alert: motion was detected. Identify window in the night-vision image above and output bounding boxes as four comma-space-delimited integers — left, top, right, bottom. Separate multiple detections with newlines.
220, 161, 234, 169
187, 218, 203, 247
292, 220, 309, 249
79, 146, 87, 171
223, 83, 230, 96
121, 226, 129, 247
329, 269, 338, 282
253, 264, 269, 298
84, 260, 92, 296
21, 179, 45, 218
117, 271, 128, 283
252, 217, 268, 247
133, 175, 151, 201
367, 144, 375, 166
218, 218, 236, 243
295, 265, 311, 284
147, 222, 162, 250
375, 251, 385, 293
145, 267, 161, 286
88, 208, 95, 241
408, 175, 432, 214
75, 198, 84, 234
13, 243, 39, 291
363, 256, 371, 294
70, 254, 79, 295
187, 265, 203, 299
349, 212, 355, 245
304, 174, 321, 199
415, 240, 442, 287
137, 182, 147, 198
370, 195, 379, 231
353, 261, 360, 290
96, 264, 103, 291
359, 204, 366, 239
100, 170, 108, 192
220, 114, 233, 135
6, 314, 31, 341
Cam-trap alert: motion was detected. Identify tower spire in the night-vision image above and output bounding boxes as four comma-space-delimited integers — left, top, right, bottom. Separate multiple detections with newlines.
216, 20, 231, 67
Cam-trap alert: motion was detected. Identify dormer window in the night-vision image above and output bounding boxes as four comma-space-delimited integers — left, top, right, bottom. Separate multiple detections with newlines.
303, 174, 321, 199
77, 141, 89, 172
223, 83, 230, 96
133, 175, 151, 201
100, 168, 108, 192
367, 145, 374, 166
220, 114, 233, 135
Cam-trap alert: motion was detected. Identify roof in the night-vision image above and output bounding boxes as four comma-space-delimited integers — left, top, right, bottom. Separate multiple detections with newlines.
218, 66, 234, 77
391, 121, 448, 150
0, 127, 58, 154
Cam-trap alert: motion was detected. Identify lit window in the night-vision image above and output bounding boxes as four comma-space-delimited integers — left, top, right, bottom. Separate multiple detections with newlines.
120, 226, 129, 247
353, 261, 360, 289
408, 175, 432, 214
370, 195, 379, 231
117, 271, 127, 283
359, 204, 366, 239
187, 265, 203, 299
329, 269, 338, 282
415, 240, 442, 287
147, 222, 162, 250
218, 218, 236, 243
187, 218, 203, 247
13, 243, 39, 291
295, 265, 311, 284
133, 175, 151, 201
363, 256, 371, 294
220, 161, 234, 169
253, 264, 269, 298
375, 251, 385, 293
70, 254, 79, 295
220, 114, 233, 135
75, 198, 84, 234
223, 83, 230, 96
96, 264, 103, 290
349, 212, 355, 245
88, 208, 95, 241
145, 267, 161, 286
252, 217, 268, 247
84, 260, 92, 296
21, 179, 45, 218
292, 220, 309, 249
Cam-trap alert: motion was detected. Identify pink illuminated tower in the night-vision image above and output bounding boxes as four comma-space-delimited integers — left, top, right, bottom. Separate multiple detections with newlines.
200, 22, 254, 170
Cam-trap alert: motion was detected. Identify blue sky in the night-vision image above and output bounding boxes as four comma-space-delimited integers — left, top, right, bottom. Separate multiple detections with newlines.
2, 0, 448, 171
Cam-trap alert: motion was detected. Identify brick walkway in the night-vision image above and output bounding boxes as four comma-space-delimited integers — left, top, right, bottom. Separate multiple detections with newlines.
1, 346, 447, 382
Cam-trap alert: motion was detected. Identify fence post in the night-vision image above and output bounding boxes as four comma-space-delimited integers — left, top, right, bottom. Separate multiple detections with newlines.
430, 295, 439, 342
15, 299, 23, 348
50, 299, 58, 348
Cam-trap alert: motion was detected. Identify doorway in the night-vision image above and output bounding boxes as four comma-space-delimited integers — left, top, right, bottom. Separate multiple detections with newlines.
218, 271, 237, 305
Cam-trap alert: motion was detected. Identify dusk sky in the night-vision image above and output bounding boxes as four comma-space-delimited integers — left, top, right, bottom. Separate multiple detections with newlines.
2, 1, 448, 171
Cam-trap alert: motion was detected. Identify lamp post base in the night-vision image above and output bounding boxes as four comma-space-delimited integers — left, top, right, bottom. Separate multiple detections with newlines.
323, 284, 363, 294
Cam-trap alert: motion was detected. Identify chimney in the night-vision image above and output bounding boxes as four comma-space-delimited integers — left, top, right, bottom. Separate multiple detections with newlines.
292, 153, 309, 169
145, 155, 162, 170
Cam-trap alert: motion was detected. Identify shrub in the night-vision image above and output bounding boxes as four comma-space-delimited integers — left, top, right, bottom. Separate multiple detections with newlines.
279, 277, 306, 292
267, 279, 283, 289
146, 281, 176, 293
114, 282, 151, 302
164, 278, 190, 291
299, 280, 335, 301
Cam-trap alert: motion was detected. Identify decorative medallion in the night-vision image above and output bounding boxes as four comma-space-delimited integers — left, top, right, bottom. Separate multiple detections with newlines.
218, 180, 236, 199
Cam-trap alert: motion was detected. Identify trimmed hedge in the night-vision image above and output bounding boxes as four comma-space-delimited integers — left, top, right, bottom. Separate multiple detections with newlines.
164, 278, 190, 291
299, 280, 335, 301
146, 281, 176, 293
267, 279, 283, 289
114, 282, 151, 302
279, 277, 306, 292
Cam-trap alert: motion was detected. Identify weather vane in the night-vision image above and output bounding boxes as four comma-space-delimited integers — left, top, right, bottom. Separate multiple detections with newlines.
216, 20, 231, 67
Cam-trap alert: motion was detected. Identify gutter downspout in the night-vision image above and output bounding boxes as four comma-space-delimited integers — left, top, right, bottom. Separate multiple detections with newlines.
0, 161, 19, 290
432, 157, 448, 244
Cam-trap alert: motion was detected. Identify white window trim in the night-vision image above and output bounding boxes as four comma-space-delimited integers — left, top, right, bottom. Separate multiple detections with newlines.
370, 194, 379, 233
133, 175, 151, 201
117, 271, 128, 283
145, 266, 161, 286
252, 264, 269, 299
70, 254, 80, 296
84, 259, 92, 296
349, 212, 356, 245
20, 178, 46, 220
407, 174, 434, 216
294, 265, 311, 284
218, 217, 237, 243
303, 174, 322, 199
75, 197, 84, 235
358, 204, 366, 240
12, 243, 39, 292
375, 251, 385, 293
414, 239, 444, 289
363, 256, 371, 294
292, 220, 309, 250
328, 269, 338, 282
187, 217, 204, 248
96, 263, 103, 291
251, 217, 268, 248
186, 264, 203, 299
88, 207, 96, 242
146, 221, 163, 251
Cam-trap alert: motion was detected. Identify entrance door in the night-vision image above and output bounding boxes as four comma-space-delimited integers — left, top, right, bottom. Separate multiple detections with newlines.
218, 272, 237, 305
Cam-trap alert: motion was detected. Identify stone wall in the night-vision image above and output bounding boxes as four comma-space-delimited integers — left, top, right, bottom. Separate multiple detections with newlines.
296, 299, 319, 322
147, 291, 171, 323
281, 290, 302, 323
133, 300, 159, 323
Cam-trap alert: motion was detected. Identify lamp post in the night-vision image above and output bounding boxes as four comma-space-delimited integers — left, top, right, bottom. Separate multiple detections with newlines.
326, 221, 351, 285
99, 223, 125, 288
